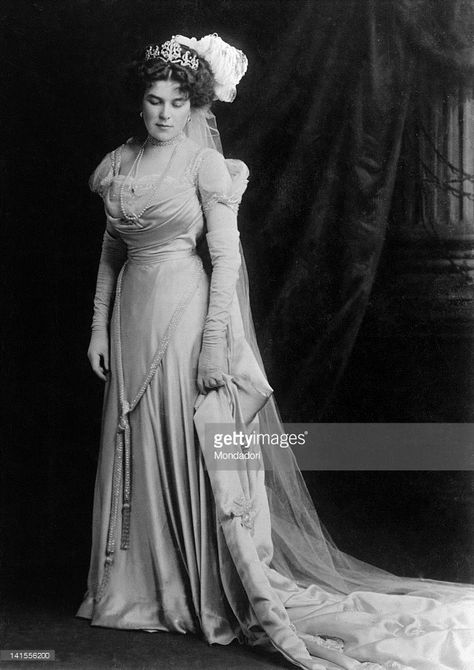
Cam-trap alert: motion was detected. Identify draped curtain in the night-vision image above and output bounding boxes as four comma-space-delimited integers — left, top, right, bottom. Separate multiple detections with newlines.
230, 0, 474, 420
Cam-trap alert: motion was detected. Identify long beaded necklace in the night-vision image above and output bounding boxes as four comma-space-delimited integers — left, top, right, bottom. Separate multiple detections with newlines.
119, 132, 185, 224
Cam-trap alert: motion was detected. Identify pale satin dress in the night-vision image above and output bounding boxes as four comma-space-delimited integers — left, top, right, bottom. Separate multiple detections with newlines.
77, 135, 474, 670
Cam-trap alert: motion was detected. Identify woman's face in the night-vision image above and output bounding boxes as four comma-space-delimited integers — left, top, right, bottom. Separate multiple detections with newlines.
142, 79, 191, 142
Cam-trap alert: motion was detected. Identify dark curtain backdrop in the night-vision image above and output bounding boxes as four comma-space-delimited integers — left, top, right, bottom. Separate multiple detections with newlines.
232, 0, 474, 419
1, 0, 474, 589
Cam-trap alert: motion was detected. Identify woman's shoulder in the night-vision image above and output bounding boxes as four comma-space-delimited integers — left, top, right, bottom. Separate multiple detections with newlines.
180, 138, 215, 184
119, 136, 142, 161
193, 145, 229, 180
89, 138, 138, 193
197, 151, 249, 208
192, 144, 248, 175
180, 136, 214, 162
106, 136, 143, 165
197, 148, 249, 189
89, 151, 114, 194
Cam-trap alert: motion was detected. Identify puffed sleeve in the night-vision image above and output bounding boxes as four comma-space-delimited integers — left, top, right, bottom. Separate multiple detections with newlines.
198, 149, 249, 215
197, 150, 249, 381
89, 151, 115, 197
89, 151, 127, 332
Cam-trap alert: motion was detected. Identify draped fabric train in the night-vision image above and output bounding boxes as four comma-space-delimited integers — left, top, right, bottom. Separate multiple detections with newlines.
77, 133, 474, 670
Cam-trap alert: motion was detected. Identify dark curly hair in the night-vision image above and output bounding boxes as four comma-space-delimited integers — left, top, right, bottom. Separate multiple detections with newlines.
126, 44, 216, 109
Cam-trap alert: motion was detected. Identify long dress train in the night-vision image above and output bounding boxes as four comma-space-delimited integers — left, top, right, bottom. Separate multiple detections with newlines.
77, 134, 474, 670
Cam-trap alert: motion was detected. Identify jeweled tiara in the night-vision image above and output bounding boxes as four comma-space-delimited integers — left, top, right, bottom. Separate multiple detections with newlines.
144, 38, 199, 70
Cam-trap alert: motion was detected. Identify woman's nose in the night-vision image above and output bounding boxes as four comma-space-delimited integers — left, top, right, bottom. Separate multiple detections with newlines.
159, 106, 171, 120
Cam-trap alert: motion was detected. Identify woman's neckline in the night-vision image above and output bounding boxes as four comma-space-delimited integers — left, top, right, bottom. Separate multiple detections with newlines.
116, 134, 190, 180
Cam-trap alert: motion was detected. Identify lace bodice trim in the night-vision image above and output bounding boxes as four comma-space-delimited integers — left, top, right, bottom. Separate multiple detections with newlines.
90, 141, 248, 218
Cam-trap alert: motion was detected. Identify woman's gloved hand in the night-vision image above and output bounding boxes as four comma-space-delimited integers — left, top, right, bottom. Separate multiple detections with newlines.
88, 330, 110, 381
196, 335, 228, 394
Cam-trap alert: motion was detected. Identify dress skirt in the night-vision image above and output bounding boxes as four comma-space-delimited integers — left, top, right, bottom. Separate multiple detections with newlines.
77, 253, 256, 644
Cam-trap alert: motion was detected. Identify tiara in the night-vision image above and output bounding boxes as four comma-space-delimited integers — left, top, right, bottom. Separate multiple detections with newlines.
144, 38, 199, 70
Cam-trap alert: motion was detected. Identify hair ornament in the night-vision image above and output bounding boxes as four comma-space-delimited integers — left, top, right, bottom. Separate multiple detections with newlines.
144, 39, 199, 70
174, 33, 248, 103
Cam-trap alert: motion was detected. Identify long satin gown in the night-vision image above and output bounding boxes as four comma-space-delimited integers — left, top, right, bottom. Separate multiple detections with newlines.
77, 135, 474, 670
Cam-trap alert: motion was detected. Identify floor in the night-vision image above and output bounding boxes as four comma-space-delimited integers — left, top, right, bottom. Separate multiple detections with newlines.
2, 472, 472, 670
0, 570, 293, 670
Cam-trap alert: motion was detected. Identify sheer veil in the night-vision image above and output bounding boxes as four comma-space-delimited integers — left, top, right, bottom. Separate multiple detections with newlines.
186, 106, 223, 155
186, 105, 474, 600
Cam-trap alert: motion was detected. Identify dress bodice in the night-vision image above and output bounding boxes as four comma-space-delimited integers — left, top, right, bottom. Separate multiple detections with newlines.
90, 137, 249, 265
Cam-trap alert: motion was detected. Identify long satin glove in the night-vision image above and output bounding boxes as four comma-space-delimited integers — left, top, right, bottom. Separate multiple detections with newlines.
88, 225, 127, 380
91, 225, 127, 333
197, 202, 241, 394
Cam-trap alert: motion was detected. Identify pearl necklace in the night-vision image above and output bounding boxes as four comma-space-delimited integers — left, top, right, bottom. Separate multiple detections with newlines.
119, 133, 184, 224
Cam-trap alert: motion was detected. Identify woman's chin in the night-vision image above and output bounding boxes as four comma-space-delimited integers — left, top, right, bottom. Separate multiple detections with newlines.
150, 127, 180, 141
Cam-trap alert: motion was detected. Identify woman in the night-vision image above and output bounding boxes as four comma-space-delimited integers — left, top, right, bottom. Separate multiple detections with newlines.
77, 34, 474, 670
